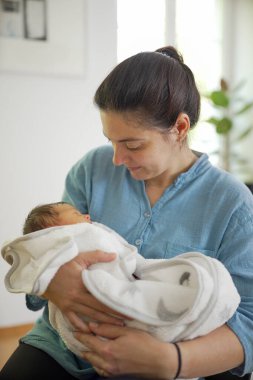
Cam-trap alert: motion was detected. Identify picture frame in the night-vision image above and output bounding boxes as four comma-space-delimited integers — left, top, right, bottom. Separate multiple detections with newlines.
0, 0, 85, 77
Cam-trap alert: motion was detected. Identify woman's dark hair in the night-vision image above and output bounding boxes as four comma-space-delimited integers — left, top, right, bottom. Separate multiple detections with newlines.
94, 46, 200, 130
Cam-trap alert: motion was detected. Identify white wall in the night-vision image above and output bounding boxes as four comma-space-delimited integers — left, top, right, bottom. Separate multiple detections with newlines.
0, 0, 117, 327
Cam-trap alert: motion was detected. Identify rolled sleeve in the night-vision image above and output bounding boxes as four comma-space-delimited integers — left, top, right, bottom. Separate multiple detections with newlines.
26, 294, 47, 311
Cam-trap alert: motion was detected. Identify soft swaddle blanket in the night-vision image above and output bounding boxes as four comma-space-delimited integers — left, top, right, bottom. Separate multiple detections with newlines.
2, 222, 240, 371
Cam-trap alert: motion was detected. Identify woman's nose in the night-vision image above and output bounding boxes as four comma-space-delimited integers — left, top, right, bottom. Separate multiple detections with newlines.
112, 145, 126, 166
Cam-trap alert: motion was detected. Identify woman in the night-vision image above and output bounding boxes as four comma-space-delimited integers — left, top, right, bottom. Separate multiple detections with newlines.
1, 46, 253, 380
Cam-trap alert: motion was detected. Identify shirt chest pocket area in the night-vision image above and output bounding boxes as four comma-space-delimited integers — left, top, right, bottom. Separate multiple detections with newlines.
164, 241, 216, 260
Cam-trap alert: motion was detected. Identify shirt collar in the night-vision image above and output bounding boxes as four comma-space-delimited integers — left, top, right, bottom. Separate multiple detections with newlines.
173, 151, 211, 188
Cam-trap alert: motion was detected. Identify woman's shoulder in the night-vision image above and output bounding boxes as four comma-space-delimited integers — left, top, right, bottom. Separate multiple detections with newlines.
194, 152, 252, 199
88, 144, 114, 158
188, 153, 253, 222
68, 145, 114, 175
205, 164, 253, 223
75, 145, 112, 163
209, 164, 252, 200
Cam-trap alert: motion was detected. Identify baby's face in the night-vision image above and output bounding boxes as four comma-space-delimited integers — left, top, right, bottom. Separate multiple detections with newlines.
55, 204, 91, 225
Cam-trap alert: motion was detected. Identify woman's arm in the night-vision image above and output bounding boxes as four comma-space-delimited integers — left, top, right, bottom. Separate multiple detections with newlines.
178, 324, 243, 378
74, 322, 244, 379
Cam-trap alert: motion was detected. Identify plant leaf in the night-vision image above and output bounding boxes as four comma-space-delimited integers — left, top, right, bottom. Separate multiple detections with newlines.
210, 91, 229, 107
231, 80, 246, 93
206, 117, 220, 126
216, 117, 233, 134
235, 102, 253, 115
237, 126, 253, 140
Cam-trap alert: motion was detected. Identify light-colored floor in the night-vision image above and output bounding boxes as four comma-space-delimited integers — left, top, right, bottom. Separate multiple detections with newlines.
0, 323, 33, 370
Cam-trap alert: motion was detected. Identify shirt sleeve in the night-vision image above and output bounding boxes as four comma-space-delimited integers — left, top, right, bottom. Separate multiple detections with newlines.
218, 203, 253, 375
26, 294, 47, 311
62, 152, 90, 213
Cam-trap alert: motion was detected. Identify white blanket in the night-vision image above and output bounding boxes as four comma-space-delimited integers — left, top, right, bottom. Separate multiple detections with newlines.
2, 222, 240, 378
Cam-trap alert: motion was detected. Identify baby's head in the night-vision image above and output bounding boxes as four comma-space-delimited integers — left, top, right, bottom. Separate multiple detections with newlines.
23, 202, 91, 235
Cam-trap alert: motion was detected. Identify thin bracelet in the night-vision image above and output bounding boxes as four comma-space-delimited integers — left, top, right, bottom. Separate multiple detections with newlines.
173, 342, 182, 379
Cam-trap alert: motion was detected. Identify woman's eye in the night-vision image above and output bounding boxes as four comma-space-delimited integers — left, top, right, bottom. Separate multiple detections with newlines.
126, 142, 142, 150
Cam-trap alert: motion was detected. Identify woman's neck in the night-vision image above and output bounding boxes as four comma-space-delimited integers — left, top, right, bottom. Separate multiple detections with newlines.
145, 149, 198, 206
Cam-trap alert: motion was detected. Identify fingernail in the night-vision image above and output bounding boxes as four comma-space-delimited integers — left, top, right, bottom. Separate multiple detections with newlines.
89, 322, 99, 329
115, 319, 125, 326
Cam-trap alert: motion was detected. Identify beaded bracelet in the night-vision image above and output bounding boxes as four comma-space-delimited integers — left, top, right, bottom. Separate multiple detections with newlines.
173, 342, 182, 379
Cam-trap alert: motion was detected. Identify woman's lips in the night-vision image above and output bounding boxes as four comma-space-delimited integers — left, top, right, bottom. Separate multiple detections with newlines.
127, 166, 141, 172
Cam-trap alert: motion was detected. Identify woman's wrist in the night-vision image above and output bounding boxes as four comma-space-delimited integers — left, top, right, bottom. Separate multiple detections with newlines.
172, 343, 182, 379
155, 342, 180, 379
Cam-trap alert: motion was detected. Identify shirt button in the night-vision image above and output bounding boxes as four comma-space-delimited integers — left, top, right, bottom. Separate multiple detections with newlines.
144, 212, 151, 218
135, 239, 142, 246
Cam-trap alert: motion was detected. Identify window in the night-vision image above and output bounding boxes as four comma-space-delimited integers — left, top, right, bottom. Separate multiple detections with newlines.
117, 0, 166, 62
117, 0, 222, 161
175, 0, 222, 161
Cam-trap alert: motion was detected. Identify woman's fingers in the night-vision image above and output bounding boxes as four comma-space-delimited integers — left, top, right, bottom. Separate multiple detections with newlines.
43, 250, 129, 328
75, 324, 167, 378
75, 331, 117, 374
94, 366, 110, 378
88, 322, 127, 339
75, 323, 126, 347
43, 250, 117, 303
69, 292, 129, 321
82, 351, 114, 376
66, 311, 90, 332
74, 250, 117, 269
66, 306, 125, 330
77, 293, 116, 314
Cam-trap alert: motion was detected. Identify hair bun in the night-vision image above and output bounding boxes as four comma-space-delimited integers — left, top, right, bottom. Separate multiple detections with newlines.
155, 46, 184, 64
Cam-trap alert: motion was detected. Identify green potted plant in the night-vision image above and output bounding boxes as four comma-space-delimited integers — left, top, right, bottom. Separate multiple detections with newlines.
203, 78, 253, 190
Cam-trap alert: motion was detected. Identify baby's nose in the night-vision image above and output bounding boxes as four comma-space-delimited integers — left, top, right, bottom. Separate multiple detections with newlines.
83, 214, 91, 222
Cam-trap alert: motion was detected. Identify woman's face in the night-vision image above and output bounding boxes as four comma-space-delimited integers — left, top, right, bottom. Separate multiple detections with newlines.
101, 111, 181, 183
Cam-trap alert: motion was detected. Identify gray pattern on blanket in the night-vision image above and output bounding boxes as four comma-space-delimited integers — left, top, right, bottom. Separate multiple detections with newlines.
157, 298, 188, 322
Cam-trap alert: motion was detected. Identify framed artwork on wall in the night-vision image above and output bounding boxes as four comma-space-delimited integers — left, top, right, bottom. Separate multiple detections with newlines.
0, 0, 85, 77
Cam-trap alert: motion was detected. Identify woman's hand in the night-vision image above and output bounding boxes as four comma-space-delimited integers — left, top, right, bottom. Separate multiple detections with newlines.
74, 323, 244, 379
43, 251, 126, 330
75, 322, 177, 379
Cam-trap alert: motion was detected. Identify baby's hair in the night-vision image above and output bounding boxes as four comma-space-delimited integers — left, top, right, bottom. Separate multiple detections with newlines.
23, 202, 69, 235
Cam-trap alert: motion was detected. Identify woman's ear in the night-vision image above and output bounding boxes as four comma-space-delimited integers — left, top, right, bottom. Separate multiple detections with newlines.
175, 113, 191, 142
